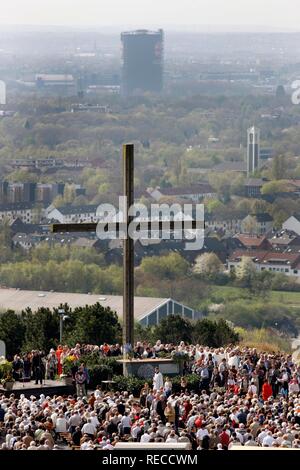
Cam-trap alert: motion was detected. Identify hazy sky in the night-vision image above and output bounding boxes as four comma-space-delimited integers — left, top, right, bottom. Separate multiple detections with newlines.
0, 0, 299, 30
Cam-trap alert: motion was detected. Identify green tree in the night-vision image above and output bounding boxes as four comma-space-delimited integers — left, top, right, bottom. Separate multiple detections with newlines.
139, 253, 189, 281
193, 253, 224, 276
0, 311, 25, 358
261, 180, 289, 195
21, 307, 60, 352
66, 303, 121, 345
153, 315, 192, 344
271, 155, 287, 180
235, 256, 256, 286
192, 318, 238, 347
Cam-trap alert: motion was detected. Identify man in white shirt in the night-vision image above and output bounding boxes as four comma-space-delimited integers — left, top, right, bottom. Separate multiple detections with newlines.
55, 414, 67, 433
90, 411, 100, 428
68, 411, 82, 432
140, 431, 151, 442
257, 427, 269, 445
262, 431, 275, 447
196, 426, 209, 444
153, 367, 163, 392
131, 423, 141, 441
5, 432, 14, 449
81, 418, 96, 437
121, 413, 132, 435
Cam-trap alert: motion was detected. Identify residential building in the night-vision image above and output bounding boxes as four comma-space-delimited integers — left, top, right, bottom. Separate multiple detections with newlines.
205, 213, 242, 233
244, 178, 266, 198
46, 204, 99, 223
8, 218, 48, 235
148, 183, 216, 202
241, 213, 273, 235
10, 158, 92, 172
0, 202, 40, 224
228, 249, 300, 278
12, 232, 79, 251
283, 215, 300, 236
35, 74, 75, 89
213, 161, 247, 173
71, 103, 110, 113
0, 181, 65, 204
233, 234, 271, 251
268, 230, 300, 252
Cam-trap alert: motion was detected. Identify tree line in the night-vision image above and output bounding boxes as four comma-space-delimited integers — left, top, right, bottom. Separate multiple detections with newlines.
0, 303, 239, 359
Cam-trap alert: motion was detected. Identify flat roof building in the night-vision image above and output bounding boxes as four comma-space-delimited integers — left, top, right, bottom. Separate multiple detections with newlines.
0, 288, 198, 326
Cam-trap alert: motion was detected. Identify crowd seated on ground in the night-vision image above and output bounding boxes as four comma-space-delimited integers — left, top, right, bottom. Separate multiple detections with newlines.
1, 342, 300, 450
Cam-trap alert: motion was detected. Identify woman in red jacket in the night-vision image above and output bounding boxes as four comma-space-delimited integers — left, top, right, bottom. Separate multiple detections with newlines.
262, 379, 273, 401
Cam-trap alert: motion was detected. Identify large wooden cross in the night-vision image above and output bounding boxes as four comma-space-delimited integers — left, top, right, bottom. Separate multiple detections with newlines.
52, 144, 200, 352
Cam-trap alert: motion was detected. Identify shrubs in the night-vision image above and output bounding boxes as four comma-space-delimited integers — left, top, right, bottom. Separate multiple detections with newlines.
0, 358, 13, 380
220, 300, 298, 336
138, 315, 239, 348
110, 374, 200, 396
87, 357, 122, 388
111, 376, 152, 396
61, 353, 123, 388
154, 315, 193, 344
236, 327, 291, 353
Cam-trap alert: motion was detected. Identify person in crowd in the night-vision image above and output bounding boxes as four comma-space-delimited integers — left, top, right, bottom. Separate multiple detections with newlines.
12, 355, 23, 381
47, 349, 58, 380
75, 365, 88, 397
153, 367, 163, 392
22, 353, 32, 381
1, 341, 300, 451
32, 351, 45, 385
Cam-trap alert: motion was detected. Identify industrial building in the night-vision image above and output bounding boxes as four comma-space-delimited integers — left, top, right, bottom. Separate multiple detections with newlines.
247, 126, 260, 177
121, 29, 164, 96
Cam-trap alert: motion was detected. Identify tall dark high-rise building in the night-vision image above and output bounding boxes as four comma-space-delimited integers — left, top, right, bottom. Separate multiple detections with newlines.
247, 126, 260, 177
121, 29, 164, 96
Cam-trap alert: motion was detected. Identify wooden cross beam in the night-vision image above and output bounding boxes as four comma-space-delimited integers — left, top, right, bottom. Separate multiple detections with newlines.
51, 219, 201, 234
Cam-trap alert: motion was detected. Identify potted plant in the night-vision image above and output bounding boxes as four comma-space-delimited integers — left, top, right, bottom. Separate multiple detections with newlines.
1, 374, 15, 391
0, 359, 15, 390
61, 355, 78, 385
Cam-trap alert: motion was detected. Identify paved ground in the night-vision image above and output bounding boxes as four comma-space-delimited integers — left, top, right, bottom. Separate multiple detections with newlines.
0, 379, 70, 397
4, 379, 64, 391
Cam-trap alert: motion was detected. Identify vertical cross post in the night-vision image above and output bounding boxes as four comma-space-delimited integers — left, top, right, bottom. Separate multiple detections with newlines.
123, 144, 134, 369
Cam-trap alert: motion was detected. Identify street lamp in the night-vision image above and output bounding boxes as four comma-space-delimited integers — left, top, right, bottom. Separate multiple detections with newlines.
58, 308, 69, 343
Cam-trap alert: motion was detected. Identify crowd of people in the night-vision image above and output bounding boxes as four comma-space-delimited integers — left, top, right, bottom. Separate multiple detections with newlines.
10, 343, 121, 385
1, 341, 300, 450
